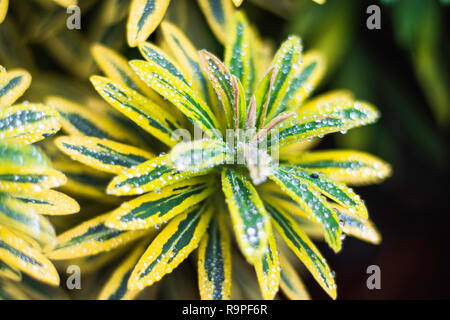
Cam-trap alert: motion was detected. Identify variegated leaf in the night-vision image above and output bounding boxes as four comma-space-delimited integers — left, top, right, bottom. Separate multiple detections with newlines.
161, 21, 216, 108
198, 210, 231, 300
7, 189, 79, 216
127, 0, 170, 47
269, 165, 342, 252
279, 254, 310, 300
168, 139, 233, 172
273, 101, 380, 147
98, 240, 149, 300
197, 0, 234, 44
0, 258, 21, 281
106, 177, 214, 230
0, 192, 56, 245
0, 140, 50, 169
290, 150, 392, 186
107, 154, 211, 196
91, 43, 158, 100
225, 11, 256, 99
130, 59, 222, 138
128, 202, 213, 290
199, 50, 245, 129
296, 89, 354, 115
254, 226, 280, 300
0, 103, 61, 144
221, 168, 271, 264
0, 166, 67, 194
45, 212, 149, 260
0, 69, 31, 108
46, 96, 140, 145
90, 76, 182, 147
266, 203, 336, 299
55, 136, 154, 174
0, 226, 59, 285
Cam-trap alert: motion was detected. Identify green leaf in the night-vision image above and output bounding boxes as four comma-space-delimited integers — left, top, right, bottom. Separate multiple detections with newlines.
269, 165, 342, 252
266, 203, 336, 299
221, 168, 271, 264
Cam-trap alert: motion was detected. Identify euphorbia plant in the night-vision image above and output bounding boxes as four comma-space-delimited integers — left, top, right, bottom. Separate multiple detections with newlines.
47, 11, 391, 300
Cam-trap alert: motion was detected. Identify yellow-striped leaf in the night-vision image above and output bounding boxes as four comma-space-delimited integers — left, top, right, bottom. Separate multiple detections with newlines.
55, 135, 154, 174
266, 203, 336, 299
0, 166, 67, 194
0, 226, 59, 285
0, 140, 50, 170
168, 139, 233, 172
0, 192, 56, 245
269, 165, 342, 252
138, 41, 188, 84
296, 90, 354, 115
128, 202, 213, 290
198, 210, 232, 300
91, 43, 158, 100
221, 168, 271, 264
290, 150, 392, 186
0, 103, 61, 144
225, 11, 256, 99
161, 22, 217, 108
98, 240, 149, 300
8, 189, 79, 216
0, 69, 31, 108
199, 50, 245, 129
254, 226, 280, 300
45, 213, 149, 260
107, 154, 212, 196
90, 76, 182, 147
130, 59, 222, 138
273, 101, 380, 147
279, 254, 310, 300
330, 203, 381, 245
0, 258, 21, 281
197, 0, 234, 44
106, 177, 214, 230
46, 96, 139, 145
127, 0, 170, 47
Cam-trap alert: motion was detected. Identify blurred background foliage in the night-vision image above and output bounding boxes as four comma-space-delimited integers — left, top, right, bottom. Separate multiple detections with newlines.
0, 0, 448, 299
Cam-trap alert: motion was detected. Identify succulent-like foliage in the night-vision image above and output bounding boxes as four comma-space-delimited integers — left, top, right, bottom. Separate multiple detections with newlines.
46, 9, 391, 300
0, 65, 79, 294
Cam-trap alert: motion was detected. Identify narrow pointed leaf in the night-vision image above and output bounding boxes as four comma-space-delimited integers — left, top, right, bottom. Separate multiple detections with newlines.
127, 0, 170, 47
0, 193, 56, 245
225, 11, 256, 98
254, 227, 280, 300
279, 254, 310, 300
91, 43, 159, 100
266, 203, 336, 299
7, 189, 79, 216
168, 139, 233, 172
0, 103, 61, 144
106, 177, 214, 230
45, 213, 149, 260
290, 150, 392, 186
197, 0, 234, 44
107, 154, 211, 196
90, 76, 182, 147
128, 202, 213, 290
296, 90, 353, 115
253, 66, 277, 128
0, 226, 59, 286
198, 210, 231, 300
55, 136, 154, 175
0, 166, 67, 193
221, 168, 271, 264
0, 69, 31, 108
161, 22, 216, 107
46, 96, 139, 145
98, 241, 149, 300
0, 140, 50, 169
130, 59, 222, 139
269, 165, 342, 252
273, 101, 380, 147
